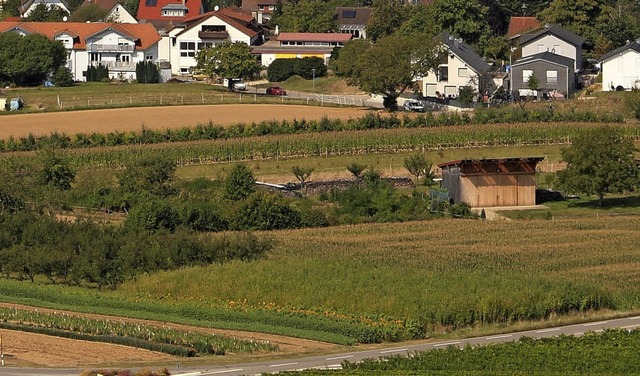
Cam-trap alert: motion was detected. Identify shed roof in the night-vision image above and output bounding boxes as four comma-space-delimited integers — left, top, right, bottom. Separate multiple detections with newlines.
438, 157, 545, 169
520, 24, 584, 47
437, 31, 490, 75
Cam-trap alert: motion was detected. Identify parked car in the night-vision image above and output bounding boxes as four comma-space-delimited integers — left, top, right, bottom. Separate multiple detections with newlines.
403, 99, 425, 112
266, 86, 287, 96
233, 80, 247, 91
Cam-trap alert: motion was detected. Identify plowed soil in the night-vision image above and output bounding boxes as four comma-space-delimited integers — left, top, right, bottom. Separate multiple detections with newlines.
0, 104, 373, 139
0, 303, 339, 368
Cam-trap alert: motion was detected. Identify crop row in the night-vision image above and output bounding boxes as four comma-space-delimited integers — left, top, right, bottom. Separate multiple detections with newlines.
0, 107, 625, 154
0, 306, 277, 356
21, 123, 638, 169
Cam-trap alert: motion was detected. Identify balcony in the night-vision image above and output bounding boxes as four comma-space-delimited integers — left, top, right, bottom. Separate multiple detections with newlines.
198, 30, 229, 39
87, 44, 135, 53
90, 61, 136, 71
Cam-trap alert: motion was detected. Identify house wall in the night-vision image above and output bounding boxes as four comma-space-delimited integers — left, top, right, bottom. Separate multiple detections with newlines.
522, 34, 581, 70
459, 173, 536, 207
602, 49, 640, 91
168, 15, 253, 75
440, 166, 461, 204
108, 4, 138, 23
511, 60, 574, 97
421, 51, 482, 99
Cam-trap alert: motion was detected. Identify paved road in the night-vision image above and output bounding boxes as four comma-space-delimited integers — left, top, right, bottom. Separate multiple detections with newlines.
2, 315, 640, 376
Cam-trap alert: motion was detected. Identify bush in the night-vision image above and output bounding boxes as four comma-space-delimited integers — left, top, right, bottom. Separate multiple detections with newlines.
136, 61, 160, 84
234, 192, 302, 230
125, 200, 181, 232
86, 64, 109, 82
267, 58, 294, 82
52, 67, 74, 87
267, 57, 327, 82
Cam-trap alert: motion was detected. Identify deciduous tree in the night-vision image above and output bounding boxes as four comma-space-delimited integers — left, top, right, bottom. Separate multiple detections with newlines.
292, 166, 313, 189
0, 33, 66, 85
195, 42, 260, 89
556, 126, 639, 206
224, 164, 255, 201
276, 0, 335, 33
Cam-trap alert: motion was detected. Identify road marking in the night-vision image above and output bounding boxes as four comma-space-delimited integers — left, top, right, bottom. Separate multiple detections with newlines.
380, 348, 408, 354
433, 341, 461, 348
536, 328, 560, 333
486, 334, 512, 340
583, 321, 609, 327
269, 362, 298, 368
206, 369, 242, 375
326, 355, 353, 361
574, 332, 584, 336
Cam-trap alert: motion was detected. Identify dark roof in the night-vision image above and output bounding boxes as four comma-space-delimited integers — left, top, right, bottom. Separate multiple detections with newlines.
519, 24, 584, 47
334, 7, 372, 26
437, 31, 490, 75
599, 41, 640, 62
438, 157, 545, 169
512, 51, 574, 68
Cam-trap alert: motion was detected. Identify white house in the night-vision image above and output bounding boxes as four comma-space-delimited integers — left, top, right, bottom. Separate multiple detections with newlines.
422, 31, 491, 99
520, 24, 584, 71
240, 0, 279, 25
162, 6, 264, 75
19, 0, 70, 17
0, 21, 161, 82
600, 40, 640, 91
75, 0, 138, 23
251, 32, 351, 67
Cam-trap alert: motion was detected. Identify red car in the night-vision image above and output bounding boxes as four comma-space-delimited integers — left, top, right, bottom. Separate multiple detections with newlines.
266, 86, 287, 96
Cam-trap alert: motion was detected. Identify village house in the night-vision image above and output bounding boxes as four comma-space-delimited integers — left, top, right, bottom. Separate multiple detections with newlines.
75, 0, 137, 23
251, 32, 351, 67
240, 0, 279, 25
161, 6, 264, 76
19, 0, 70, 17
422, 31, 491, 100
0, 21, 161, 82
519, 24, 584, 71
334, 6, 372, 40
511, 51, 575, 99
599, 40, 640, 91
136, 0, 203, 31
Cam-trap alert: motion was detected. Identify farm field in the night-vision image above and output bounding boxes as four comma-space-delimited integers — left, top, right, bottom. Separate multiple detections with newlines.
0, 104, 372, 139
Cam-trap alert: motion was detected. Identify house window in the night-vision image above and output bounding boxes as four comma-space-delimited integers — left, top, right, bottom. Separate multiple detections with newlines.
552, 45, 561, 54
522, 69, 533, 83
537, 44, 545, 53
89, 52, 101, 62
438, 66, 449, 82
180, 41, 196, 57
197, 42, 214, 50
146, 54, 153, 60
546, 70, 558, 84
458, 67, 468, 77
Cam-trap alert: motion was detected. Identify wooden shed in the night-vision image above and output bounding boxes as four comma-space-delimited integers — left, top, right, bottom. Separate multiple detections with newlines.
438, 157, 544, 207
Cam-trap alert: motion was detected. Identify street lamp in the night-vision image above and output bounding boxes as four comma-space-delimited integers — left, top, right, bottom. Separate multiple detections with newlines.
312, 68, 316, 94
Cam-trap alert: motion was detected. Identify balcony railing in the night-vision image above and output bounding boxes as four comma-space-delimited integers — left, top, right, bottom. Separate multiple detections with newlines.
90, 61, 136, 71
87, 44, 135, 52
198, 31, 229, 39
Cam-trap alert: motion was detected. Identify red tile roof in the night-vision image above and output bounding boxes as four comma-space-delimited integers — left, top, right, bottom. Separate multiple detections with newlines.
136, 0, 203, 23
174, 6, 261, 38
0, 21, 161, 49
506, 17, 540, 39
277, 32, 352, 43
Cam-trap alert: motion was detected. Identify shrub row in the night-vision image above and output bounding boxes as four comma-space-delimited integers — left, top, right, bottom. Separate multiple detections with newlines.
267, 57, 327, 82
0, 108, 625, 153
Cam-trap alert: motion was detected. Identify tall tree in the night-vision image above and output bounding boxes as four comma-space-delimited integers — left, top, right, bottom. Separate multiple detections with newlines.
336, 33, 444, 111
224, 164, 255, 201
0, 33, 66, 85
195, 41, 260, 90
367, 0, 410, 41
426, 0, 491, 47
291, 166, 314, 189
403, 154, 433, 185
538, 0, 604, 49
276, 0, 335, 32
26, 3, 69, 21
556, 126, 639, 206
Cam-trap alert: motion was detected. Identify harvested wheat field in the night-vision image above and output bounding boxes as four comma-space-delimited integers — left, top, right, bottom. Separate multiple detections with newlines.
0, 104, 374, 139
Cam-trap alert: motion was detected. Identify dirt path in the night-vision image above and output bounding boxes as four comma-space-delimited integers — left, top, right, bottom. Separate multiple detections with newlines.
0, 302, 339, 368
0, 104, 374, 139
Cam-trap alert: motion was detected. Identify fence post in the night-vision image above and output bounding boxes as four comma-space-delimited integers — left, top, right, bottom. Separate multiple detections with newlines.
240, 93, 242, 102
181, 95, 184, 104
160, 95, 163, 105
57, 95, 60, 109
87, 100, 90, 107
321, 94, 324, 106
130, 97, 132, 104
254, 94, 257, 101
201, 93, 204, 103
221, 94, 224, 103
